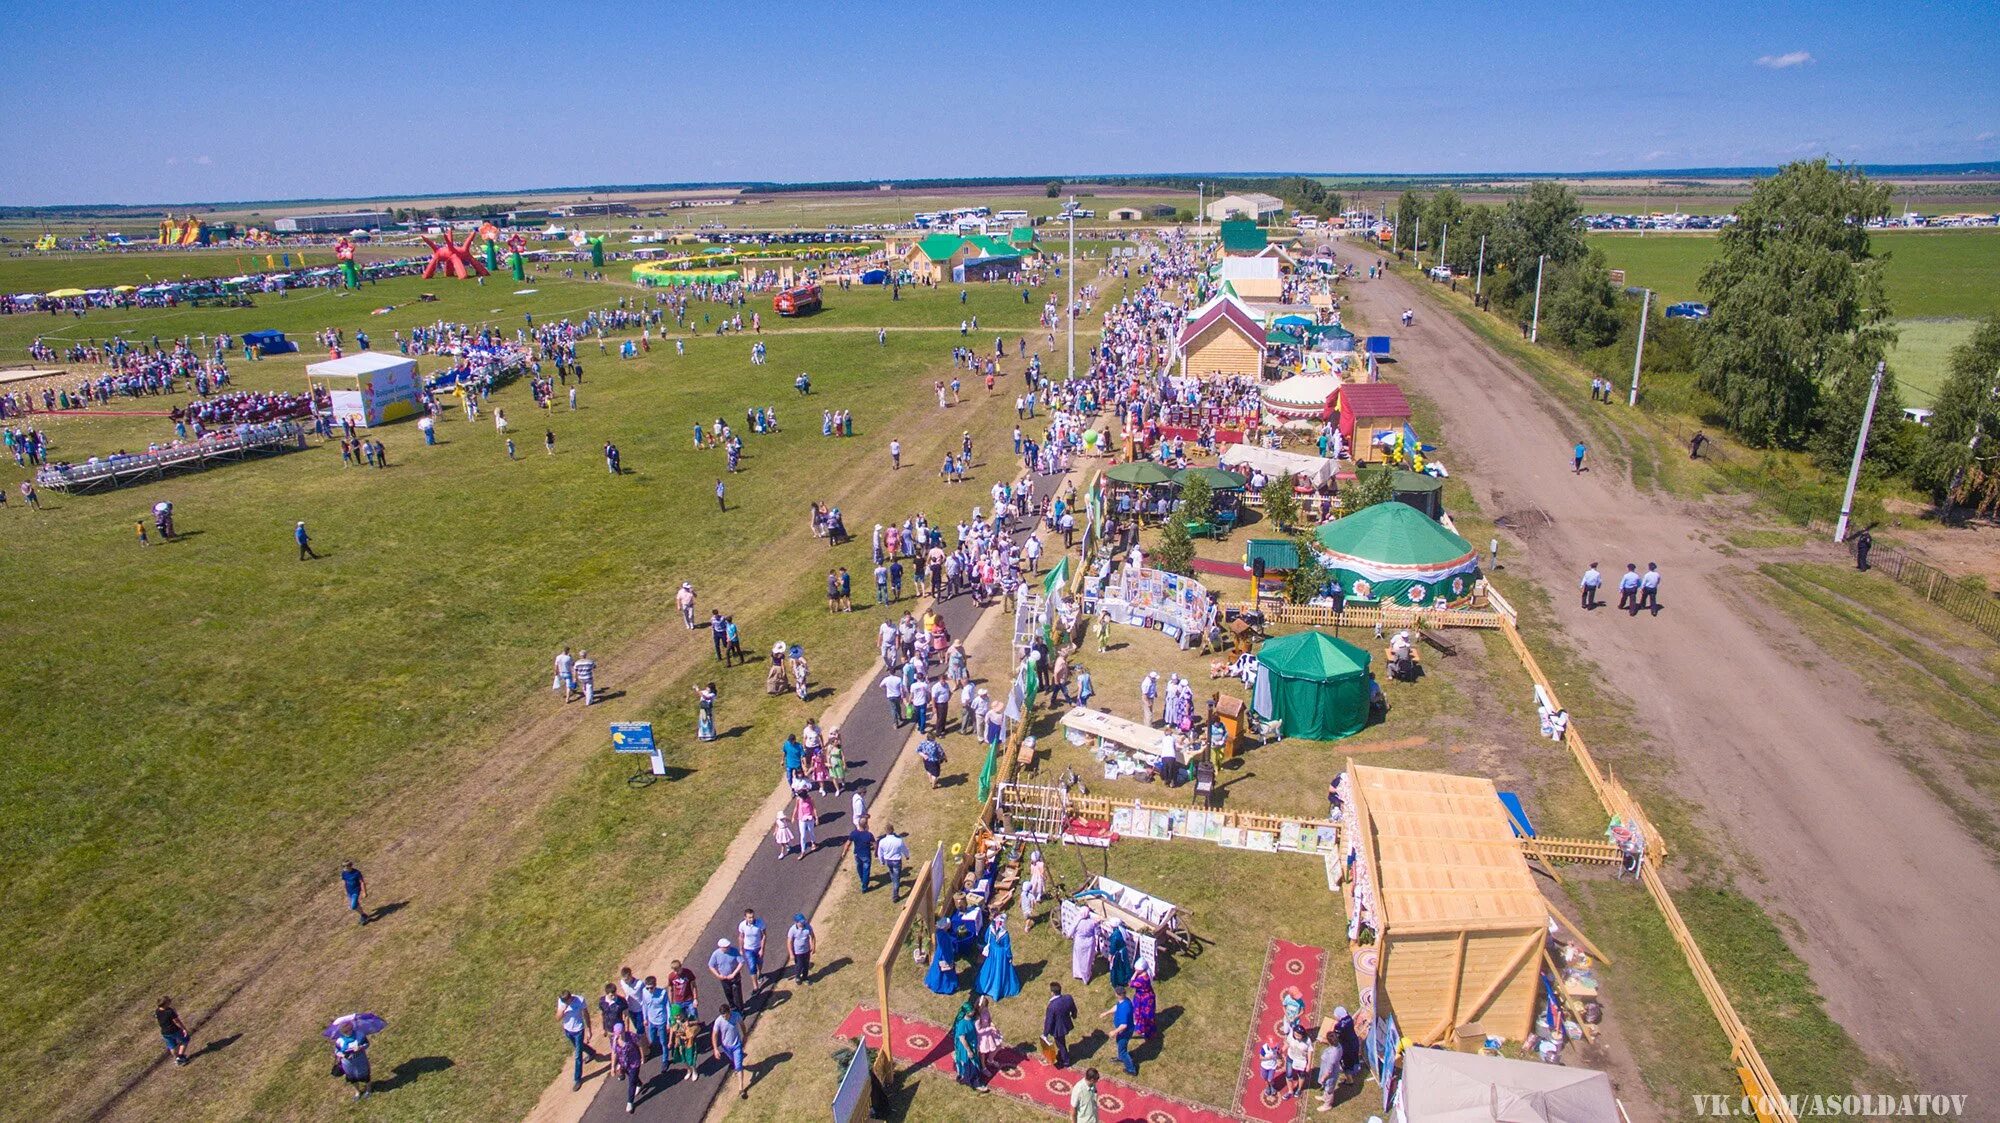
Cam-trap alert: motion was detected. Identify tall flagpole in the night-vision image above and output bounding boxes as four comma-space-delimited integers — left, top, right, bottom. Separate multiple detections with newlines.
1067, 196, 1076, 383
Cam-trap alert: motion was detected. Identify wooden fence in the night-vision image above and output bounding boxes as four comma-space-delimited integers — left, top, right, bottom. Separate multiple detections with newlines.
1223, 600, 1507, 631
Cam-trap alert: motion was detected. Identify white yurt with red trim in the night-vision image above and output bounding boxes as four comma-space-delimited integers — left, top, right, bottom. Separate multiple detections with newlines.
1262, 373, 1342, 422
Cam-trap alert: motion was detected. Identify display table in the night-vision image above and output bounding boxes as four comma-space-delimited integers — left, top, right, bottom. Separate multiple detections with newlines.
1060, 707, 1187, 763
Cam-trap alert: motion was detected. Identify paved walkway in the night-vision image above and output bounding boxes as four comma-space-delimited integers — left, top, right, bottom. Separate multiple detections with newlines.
580, 456, 1071, 1122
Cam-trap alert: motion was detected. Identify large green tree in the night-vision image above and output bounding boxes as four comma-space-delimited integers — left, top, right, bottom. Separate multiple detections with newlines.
1421, 190, 1465, 260
1486, 182, 1590, 303
1913, 316, 2000, 517
1694, 159, 1895, 448
1394, 192, 1423, 252
1536, 251, 1622, 349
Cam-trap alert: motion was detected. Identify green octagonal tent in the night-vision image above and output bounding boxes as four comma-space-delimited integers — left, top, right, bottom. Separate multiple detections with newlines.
1314, 501, 1482, 607
1253, 630, 1373, 740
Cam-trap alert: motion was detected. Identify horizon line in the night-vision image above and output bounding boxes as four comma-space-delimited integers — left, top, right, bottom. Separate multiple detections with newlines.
7, 161, 1998, 213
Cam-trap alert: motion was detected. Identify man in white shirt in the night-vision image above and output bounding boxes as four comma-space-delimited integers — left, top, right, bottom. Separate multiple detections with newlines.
1023, 533, 1043, 574
553, 647, 575, 700
878, 828, 910, 901
556, 990, 594, 1090
879, 673, 905, 727
1579, 563, 1602, 610
737, 909, 767, 988
1140, 672, 1160, 726
1638, 562, 1661, 613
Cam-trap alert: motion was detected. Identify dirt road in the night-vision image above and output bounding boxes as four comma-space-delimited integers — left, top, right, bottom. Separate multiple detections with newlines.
1349, 262, 1998, 1101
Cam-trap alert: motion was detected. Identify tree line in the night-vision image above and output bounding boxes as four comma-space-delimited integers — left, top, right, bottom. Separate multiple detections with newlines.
1390, 161, 2000, 517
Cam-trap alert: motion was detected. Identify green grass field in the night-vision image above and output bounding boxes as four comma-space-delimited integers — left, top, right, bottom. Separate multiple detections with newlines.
0, 256, 1136, 1121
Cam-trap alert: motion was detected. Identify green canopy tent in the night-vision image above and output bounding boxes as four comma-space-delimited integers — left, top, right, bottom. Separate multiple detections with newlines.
1105, 461, 1176, 486
1387, 469, 1445, 520
1314, 501, 1481, 606
1253, 630, 1373, 740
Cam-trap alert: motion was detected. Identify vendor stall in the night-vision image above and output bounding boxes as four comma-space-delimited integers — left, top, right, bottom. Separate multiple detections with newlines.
1252, 629, 1373, 740
308, 352, 420, 428
1341, 764, 1548, 1046
1082, 565, 1215, 649
1314, 502, 1482, 607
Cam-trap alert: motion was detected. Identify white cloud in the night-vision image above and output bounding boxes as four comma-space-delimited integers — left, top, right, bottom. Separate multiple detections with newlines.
194, 155, 213, 166
1755, 51, 1813, 69
1977, 130, 1997, 143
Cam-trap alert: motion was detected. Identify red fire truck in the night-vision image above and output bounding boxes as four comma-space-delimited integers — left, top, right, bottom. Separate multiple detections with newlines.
773, 283, 822, 316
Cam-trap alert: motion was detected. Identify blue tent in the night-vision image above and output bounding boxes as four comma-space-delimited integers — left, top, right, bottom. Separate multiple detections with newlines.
859, 269, 888, 285
242, 330, 297, 355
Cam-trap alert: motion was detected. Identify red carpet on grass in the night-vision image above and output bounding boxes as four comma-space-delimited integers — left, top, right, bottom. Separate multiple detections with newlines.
836, 1005, 1239, 1123
1234, 939, 1328, 1123
1190, 557, 1250, 579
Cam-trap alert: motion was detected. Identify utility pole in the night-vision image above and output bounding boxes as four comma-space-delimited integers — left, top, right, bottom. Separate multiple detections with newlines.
1197, 182, 1204, 231
1412, 216, 1420, 265
1067, 196, 1076, 383
1437, 225, 1449, 276
1628, 289, 1651, 406
1474, 234, 1486, 301
1834, 361, 1886, 543
1530, 255, 1546, 343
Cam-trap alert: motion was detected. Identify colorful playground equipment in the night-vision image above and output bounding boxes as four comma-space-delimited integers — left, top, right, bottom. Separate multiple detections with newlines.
158, 215, 208, 246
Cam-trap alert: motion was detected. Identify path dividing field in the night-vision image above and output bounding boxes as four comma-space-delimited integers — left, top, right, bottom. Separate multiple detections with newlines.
577, 453, 1071, 1122
1354, 257, 2000, 1101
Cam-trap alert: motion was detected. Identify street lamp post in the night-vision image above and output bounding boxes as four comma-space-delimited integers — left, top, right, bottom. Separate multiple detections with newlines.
1834, 362, 1887, 543
1628, 288, 1651, 406
1530, 255, 1546, 343
1474, 234, 1486, 302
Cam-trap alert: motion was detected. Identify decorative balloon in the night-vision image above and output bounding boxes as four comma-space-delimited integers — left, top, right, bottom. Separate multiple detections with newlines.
506, 233, 528, 281
588, 234, 605, 269
419, 229, 490, 280
334, 237, 359, 289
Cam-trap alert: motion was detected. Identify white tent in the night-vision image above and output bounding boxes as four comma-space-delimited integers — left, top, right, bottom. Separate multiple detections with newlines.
1397, 1049, 1618, 1123
308, 352, 420, 428
1219, 443, 1338, 488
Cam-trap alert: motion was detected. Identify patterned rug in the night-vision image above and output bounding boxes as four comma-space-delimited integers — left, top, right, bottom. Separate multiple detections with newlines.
834, 1005, 1240, 1123
1232, 939, 1329, 1123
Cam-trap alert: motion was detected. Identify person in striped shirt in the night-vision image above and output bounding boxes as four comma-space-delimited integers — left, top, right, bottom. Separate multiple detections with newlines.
574, 650, 597, 706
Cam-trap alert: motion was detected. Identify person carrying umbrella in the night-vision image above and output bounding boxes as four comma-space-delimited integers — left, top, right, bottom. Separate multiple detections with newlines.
324, 1013, 384, 1100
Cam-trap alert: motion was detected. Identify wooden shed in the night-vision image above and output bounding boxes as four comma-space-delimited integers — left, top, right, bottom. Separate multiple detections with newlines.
1336, 382, 1413, 464
1345, 763, 1547, 1046
1176, 293, 1266, 378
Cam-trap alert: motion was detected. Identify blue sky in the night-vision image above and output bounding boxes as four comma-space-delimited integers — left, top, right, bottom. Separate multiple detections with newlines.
3, 0, 1995, 205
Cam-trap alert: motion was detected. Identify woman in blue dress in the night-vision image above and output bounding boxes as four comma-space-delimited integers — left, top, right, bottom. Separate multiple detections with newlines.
974, 914, 1022, 1001
695, 683, 717, 741
925, 915, 960, 995
1106, 920, 1135, 990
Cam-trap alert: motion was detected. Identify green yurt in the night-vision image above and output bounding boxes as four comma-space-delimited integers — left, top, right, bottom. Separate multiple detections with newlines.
1253, 630, 1373, 740
1314, 501, 1481, 607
